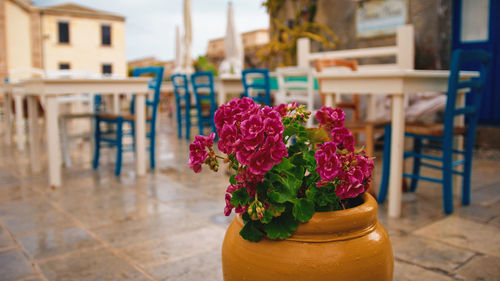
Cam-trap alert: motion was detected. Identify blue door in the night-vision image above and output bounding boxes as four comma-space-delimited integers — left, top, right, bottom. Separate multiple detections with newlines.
452, 0, 500, 124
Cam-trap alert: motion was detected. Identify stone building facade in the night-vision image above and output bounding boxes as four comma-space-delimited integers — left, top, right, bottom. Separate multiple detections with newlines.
0, 0, 126, 81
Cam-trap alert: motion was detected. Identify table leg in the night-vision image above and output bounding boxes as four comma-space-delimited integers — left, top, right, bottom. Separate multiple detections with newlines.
388, 94, 405, 218
27, 96, 41, 173
218, 82, 226, 106
3, 92, 12, 145
113, 93, 120, 114
367, 94, 376, 121
45, 96, 62, 187
14, 93, 25, 150
325, 93, 334, 107
135, 94, 146, 175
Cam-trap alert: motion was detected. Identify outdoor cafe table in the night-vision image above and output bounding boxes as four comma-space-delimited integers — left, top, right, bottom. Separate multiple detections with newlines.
18, 77, 150, 188
316, 69, 477, 218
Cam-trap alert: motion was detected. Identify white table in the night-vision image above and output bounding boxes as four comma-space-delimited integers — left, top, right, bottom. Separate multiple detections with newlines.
217, 76, 244, 106
18, 78, 150, 188
316, 69, 476, 218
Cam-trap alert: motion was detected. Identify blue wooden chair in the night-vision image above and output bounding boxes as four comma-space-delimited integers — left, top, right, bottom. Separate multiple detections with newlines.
377, 49, 491, 214
93, 66, 164, 176
171, 73, 192, 139
242, 68, 271, 106
191, 71, 217, 135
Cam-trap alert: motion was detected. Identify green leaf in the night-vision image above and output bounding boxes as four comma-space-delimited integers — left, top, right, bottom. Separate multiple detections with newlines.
306, 127, 331, 143
266, 172, 300, 204
263, 209, 299, 240
292, 198, 315, 222
274, 158, 295, 173
239, 220, 264, 242
229, 174, 237, 185
303, 150, 317, 173
231, 188, 250, 207
261, 204, 286, 224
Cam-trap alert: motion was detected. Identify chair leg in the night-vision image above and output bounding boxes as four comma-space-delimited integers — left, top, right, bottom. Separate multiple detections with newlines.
59, 117, 72, 168
377, 124, 391, 204
176, 103, 182, 139
442, 142, 454, 214
462, 135, 474, 206
115, 118, 123, 176
92, 118, 100, 170
365, 124, 374, 157
149, 132, 156, 169
409, 138, 423, 192
186, 109, 191, 140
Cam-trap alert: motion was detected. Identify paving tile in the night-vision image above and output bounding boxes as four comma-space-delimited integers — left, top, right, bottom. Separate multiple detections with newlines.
91, 210, 209, 248
55, 190, 174, 228
394, 261, 456, 281
469, 182, 500, 206
488, 216, 500, 227
392, 235, 475, 273
455, 202, 500, 224
38, 247, 150, 281
147, 248, 222, 281
167, 198, 225, 218
0, 185, 38, 204
0, 249, 36, 281
378, 193, 447, 233
0, 199, 73, 236
0, 226, 16, 251
17, 226, 101, 261
121, 225, 225, 268
455, 255, 500, 281
414, 216, 500, 257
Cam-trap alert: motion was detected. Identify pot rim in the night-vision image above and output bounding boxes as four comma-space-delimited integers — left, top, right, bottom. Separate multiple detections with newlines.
236, 193, 378, 243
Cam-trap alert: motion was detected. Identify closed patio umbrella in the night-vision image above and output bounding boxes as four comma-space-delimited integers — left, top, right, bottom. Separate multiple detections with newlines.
173, 25, 184, 73
219, 2, 244, 77
183, 0, 193, 74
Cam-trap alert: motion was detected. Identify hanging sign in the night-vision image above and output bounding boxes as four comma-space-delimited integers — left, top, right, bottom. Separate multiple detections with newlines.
356, 0, 407, 38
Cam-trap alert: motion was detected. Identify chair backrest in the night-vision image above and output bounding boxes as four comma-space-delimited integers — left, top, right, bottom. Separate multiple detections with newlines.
190, 71, 216, 106
131, 66, 164, 120
276, 66, 314, 110
241, 68, 271, 106
171, 73, 190, 105
298, 24, 414, 70
444, 49, 491, 143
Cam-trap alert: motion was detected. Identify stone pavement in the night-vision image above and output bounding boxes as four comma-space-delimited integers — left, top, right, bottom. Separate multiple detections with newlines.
0, 116, 499, 281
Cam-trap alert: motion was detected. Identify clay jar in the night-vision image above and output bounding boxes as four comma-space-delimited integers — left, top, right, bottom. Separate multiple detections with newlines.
221, 193, 393, 281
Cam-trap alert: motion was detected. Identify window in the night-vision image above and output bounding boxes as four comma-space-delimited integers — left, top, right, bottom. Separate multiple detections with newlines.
59, 63, 70, 70
101, 24, 111, 46
102, 64, 112, 75
58, 21, 70, 43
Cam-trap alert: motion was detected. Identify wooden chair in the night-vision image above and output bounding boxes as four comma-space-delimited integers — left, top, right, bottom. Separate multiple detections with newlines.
276, 66, 315, 127
377, 49, 491, 214
241, 69, 272, 106
93, 66, 164, 175
190, 71, 217, 135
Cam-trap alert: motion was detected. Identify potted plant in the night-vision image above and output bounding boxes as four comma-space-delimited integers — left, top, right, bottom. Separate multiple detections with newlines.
188, 97, 393, 281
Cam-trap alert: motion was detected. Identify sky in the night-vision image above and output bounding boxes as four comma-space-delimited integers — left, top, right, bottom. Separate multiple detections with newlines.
32, 0, 269, 62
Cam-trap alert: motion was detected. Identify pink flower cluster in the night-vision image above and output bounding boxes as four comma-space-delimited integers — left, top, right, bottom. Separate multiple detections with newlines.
314, 107, 373, 199
315, 141, 374, 199
316, 107, 354, 152
215, 98, 287, 175
188, 133, 216, 173
215, 98, 288, 215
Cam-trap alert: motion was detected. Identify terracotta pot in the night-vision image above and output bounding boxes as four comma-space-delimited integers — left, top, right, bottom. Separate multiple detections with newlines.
221, 193, 393, 281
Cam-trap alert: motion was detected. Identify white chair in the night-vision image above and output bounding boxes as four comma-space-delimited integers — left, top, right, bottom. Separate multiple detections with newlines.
276, 66, 316, 127
46, 70, 104, 167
